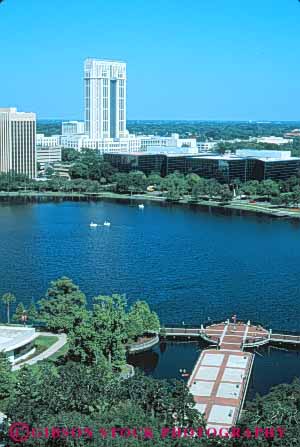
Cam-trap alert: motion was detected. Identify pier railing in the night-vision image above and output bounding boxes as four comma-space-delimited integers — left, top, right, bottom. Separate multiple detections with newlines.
128, 335, 160, 353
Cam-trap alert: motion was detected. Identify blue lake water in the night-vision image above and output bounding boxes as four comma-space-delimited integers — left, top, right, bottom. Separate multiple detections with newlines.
0, 198, 299, 397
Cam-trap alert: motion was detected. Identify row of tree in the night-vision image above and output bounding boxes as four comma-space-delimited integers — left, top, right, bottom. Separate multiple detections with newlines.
1, 293, 37, 324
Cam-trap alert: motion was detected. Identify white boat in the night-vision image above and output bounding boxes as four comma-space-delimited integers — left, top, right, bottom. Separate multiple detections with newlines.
90, 222, 98, 228
103, 221, 111, 227
138, 204, 145, 209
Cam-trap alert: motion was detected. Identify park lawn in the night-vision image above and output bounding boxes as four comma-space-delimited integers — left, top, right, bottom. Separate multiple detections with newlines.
13, 335, 59, 366
34, 335, 59, 354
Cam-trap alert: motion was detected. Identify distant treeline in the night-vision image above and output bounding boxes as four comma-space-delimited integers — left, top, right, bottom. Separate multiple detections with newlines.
37, 120, 300, 141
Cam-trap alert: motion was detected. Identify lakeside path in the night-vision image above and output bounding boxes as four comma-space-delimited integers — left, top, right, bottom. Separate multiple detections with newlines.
12, 332, 67, 371
1, 191, 300, 219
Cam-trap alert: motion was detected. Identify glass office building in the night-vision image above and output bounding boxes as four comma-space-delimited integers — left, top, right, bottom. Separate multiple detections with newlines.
104, 152, 300, 183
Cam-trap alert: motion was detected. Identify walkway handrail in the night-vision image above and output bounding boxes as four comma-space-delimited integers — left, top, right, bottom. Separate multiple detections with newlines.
162, 327, 202, 334
128, 335, 159, 353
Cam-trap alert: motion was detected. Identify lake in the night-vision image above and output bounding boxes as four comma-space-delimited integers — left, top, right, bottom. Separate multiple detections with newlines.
0, 198, 299, 397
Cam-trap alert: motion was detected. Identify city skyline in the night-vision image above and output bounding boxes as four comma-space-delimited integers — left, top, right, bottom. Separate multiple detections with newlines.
1, 0, 300, 121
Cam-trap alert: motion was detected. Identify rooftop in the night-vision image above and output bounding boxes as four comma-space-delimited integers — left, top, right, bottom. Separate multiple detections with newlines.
0, 326, 37, 353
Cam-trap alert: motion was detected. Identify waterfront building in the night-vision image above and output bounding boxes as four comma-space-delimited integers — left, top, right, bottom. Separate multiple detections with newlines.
84, 58, 127, 139
0, 107, 36, 178
187, 154, 248, 183
36, 133, 61, 147
0, 325, 37, 364
104, 150, 300, 182
62, 121, 84, 136
36, 146, 62, 169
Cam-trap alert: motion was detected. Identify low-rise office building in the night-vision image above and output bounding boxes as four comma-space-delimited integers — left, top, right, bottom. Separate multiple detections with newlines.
0, 325, 37, 364
104, 150, 300, 183
36, 146, 62, 169
62, 121, 84, 136
59, 133, 197, 154
36, 134, 61, 147
197, 141, 219, 152
255, 136, 293, 145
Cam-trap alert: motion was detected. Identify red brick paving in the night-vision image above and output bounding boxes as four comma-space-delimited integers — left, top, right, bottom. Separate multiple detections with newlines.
188, 321, 257, 430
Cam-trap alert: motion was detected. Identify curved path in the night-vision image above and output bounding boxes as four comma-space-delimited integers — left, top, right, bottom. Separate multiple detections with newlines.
12, 332, 67, 371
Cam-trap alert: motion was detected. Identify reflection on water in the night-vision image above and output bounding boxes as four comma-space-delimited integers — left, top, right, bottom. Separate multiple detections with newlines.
128, 341, 300, 399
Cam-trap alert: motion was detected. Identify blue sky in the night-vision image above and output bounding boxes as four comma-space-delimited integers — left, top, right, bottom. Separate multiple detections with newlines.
1, 0, 300, 120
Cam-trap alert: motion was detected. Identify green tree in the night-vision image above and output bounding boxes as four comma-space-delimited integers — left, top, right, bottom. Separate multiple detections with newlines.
127, 171, 147, 193
92, 294, 128, 368
271, 195, 284, 206
27, 301, 38, 321
241, 180, 259, 197
12, 302, 26, 322
185, 173, 201, 193
0, 352, 14, 403
191, 178, 206, 201
113, 172, 131, 193
259, 179, 280, 199
163, 172, 187, 202
239, 379, 300, 446
220, 185, 233, 203
204, 178, 221, 199
38, 277, 87, 333
1, 293, 16, 324
292, 185, 300, 207
126, 301, 160, 341
62, 147, 80, 162
147, 172, 163, 190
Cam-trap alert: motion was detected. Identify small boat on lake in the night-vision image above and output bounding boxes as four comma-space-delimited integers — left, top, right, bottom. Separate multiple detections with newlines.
103, 221, 111, 227
138, 204, 145, 209
90, 222, 98, 228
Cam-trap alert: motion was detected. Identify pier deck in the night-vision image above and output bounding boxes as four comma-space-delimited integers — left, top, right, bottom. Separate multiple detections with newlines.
187, 321, 256, 431
188, 348, 253, 430
167, 319, 300, 431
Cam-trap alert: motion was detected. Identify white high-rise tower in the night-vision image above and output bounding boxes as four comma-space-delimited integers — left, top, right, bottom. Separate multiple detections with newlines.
84, 58, 127, 139
0, 108, 36, 178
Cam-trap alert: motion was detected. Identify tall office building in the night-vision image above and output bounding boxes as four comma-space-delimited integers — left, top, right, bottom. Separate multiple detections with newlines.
84, 58, 127, 139
0, 107, 36, 178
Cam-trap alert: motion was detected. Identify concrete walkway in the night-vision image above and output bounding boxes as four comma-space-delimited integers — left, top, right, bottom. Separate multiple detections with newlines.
12, 332, 67, 371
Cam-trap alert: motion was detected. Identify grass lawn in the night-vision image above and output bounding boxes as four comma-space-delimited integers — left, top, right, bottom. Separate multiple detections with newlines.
14, 335, 59, 365
35, 335, 59, 353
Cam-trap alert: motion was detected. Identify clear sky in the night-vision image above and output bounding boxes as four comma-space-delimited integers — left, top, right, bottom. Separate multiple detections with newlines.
1, 0, 300, 121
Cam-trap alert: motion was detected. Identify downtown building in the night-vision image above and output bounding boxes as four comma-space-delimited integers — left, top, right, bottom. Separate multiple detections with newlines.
0, 107, 36, 178
104, 150, 300, 182
52, 58, 197, 154
84, 58, 127, 139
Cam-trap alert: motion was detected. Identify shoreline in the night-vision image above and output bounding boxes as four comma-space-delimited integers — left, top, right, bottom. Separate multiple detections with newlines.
1, 190, 300, 220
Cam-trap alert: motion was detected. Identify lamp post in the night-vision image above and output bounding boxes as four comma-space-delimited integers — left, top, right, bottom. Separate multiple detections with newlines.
21, 312, 28, 326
